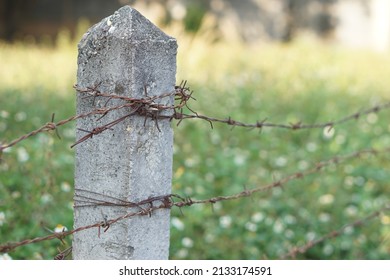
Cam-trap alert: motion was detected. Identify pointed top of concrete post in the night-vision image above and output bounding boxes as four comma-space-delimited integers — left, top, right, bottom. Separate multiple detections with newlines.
112, 5, 173, 41
79, 6, 174, 50
77, 5, 177, 100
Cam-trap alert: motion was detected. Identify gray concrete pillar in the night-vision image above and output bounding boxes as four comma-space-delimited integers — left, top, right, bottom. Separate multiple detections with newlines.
73, 6, 177, 259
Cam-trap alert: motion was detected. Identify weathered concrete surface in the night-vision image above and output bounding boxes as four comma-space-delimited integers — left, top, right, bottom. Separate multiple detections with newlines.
73, 6, 177, 259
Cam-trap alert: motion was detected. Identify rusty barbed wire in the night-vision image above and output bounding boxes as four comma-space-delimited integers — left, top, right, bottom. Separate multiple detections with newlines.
72, 147, 388, 210
1, 81, 389, 153
0, 102, 135, 151
171, 148, 390, 208
168, 100, 390, 131
54, 246, 72, 260
0, 199, 168, 253
1, 146, 389, 254
279, 204, 390, 259
1, 81, 390, 258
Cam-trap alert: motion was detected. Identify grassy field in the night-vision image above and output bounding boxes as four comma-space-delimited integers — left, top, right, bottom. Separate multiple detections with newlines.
0, 31, 389, 259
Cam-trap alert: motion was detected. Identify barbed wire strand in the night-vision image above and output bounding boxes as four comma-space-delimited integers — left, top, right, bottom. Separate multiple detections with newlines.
171, 148, 389, 207
1, 83, 389, 152
1, 146, 388, 254
279, 204, 390, 259
171, 100, 390, 130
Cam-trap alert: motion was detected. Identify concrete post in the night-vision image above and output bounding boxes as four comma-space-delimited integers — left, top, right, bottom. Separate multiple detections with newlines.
73, 6, 177, 259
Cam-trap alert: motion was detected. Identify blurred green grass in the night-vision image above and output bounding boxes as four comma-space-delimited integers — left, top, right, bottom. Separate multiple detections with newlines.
0, 32, 389, 259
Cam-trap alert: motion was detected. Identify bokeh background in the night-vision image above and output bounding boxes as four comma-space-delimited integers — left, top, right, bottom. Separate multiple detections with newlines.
0, 0, 389, 260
